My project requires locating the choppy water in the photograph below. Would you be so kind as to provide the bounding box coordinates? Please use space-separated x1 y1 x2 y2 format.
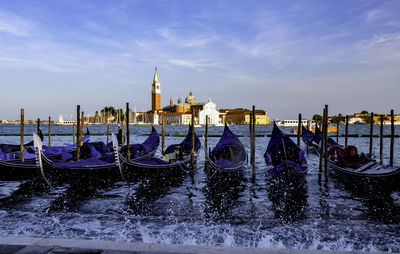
0 124 400 252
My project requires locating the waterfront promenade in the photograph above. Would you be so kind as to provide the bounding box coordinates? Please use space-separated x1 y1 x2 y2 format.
0 236 389 254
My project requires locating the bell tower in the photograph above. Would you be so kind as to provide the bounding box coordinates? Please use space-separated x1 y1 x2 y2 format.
151 67 161 112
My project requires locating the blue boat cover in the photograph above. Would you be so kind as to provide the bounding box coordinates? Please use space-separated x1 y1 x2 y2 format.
327 137 341 148
314 124 322 145
264 123 307 175
301 125 315 145
120 126 160 159
52 157 114 169
209 125 246 169
43 128 91 156
164 125 201 154
49 140 116 168
0 129 44 154
0 147 36 161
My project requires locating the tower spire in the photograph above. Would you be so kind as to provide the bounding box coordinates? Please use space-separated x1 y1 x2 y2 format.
151 67 161 112
153 67 159 82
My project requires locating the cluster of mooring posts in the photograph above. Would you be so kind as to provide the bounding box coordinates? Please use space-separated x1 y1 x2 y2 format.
15 105 396 175
291 105 396 184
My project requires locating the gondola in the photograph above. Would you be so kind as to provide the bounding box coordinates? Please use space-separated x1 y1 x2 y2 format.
205 124 247 178
119 125 160 163
326 140 400 194
300 125 321 153
35 133 122 185
264 123 307 189
0 129 91 181
0 138 38 180
120 125 201 179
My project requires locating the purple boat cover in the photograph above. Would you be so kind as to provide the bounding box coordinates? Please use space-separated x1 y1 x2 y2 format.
327 137 342 148
52 157 114 169
314 124 322 145
301 125 315 145
0 147 35 161
49 140 116 167
164 125 201 154
0 129 44 154
264 123 307 175
43 128 91 156
121 126 160 159
209 125 246 169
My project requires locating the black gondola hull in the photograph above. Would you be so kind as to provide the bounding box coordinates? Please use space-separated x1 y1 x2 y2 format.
204 157 245 180
120 156 195 182
328 159 400 195
0 159 40 181
41 155 120 185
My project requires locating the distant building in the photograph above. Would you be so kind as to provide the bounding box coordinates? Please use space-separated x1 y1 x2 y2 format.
222 109 270 125
330 112 400 125
190 99 219 125
156 89 220 125
151 67 161 112
135 68 223 125
348 117 363 124
162 112 192 125
372 113 400 125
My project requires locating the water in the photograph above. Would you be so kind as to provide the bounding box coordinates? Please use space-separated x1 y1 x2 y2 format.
1 124 400 252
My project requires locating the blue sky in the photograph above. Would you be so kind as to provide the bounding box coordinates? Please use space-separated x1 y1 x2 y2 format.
0 0 399 120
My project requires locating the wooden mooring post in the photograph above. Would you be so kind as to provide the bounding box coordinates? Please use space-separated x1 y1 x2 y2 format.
297 113 301 146
251 106 256 172
336 117 339 143
369 112 374 155
20 108 24 162
345 115 349 147
121 118 125 146
162 116 165 154
318 108 325 183
249 112 253 165
48 116 51 146
306 120 310 154
80 112 84 146
126 103 130 160
380 115 383 165
73 124 76 144
76 105 80 161
390 109 394 167
205 115 208 161
37 118 40 135
106 122 110 144
324 105 329 181
191 109 195 168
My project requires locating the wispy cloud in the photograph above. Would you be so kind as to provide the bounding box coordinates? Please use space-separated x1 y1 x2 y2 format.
156 28 218 48
0 1 400 119
83 20 109 34
0 10 34 36
168 58 218 71
365 9 385 23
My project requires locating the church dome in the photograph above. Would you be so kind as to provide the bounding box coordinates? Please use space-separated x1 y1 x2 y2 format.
176 98 184 113
185 91 197 105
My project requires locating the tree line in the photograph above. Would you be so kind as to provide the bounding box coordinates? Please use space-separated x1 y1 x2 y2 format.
312 110 389 124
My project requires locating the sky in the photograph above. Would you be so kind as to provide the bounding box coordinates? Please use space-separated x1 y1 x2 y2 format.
0 0 399 120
